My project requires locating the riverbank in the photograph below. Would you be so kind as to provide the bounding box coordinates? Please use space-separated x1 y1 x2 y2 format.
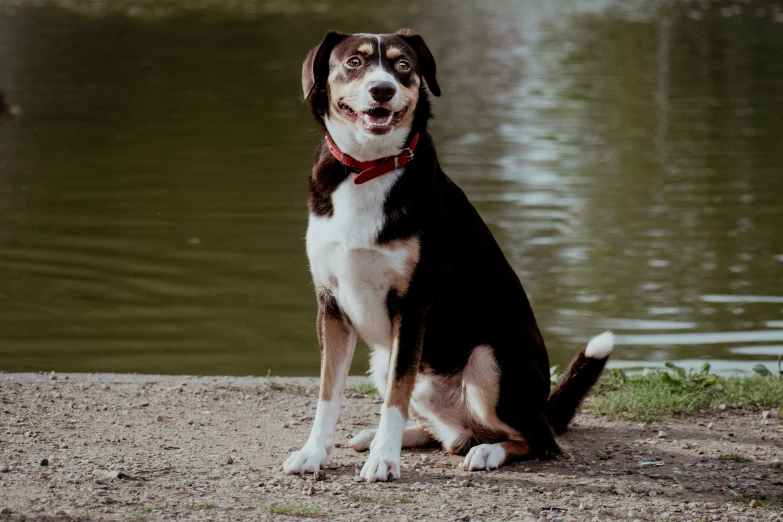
1 372 781 521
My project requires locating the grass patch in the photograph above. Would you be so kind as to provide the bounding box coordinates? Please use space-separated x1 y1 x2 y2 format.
346 381 379 396
738 494 783 510
262 370 316 396
352 494 408 504
423 489 440 496
587 363 783 422
263 504 323 517
192 501 216 510
124 506 153 522
718 452 752 463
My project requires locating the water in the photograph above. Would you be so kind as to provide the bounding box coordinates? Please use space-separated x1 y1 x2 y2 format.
1 0 782 376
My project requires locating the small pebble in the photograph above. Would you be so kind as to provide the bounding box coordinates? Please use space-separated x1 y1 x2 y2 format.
282 422 290 428
648 490 657 497
224 456 233 465
40 459 48 467
657 431 667 438
313 470 326 481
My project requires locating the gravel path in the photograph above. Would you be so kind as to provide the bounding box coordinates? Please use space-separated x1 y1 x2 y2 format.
1 372 781 521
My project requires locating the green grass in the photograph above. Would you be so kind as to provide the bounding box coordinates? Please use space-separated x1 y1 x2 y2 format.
192 501 216 510
586 364 783 422
352 494 408 504
738 494 783 510
346 381 379 396
423 489 440 496
124 506 154 522
263 504 324 517
718 452 752 463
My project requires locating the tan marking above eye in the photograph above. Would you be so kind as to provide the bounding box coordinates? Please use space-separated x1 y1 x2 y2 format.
357 43 374 55
386 46 403 59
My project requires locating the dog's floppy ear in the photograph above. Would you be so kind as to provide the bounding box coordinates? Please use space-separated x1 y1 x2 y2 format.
395 29 440 97
302 30 347 100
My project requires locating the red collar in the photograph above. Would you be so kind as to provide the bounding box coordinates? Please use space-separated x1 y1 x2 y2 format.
325 133 420 185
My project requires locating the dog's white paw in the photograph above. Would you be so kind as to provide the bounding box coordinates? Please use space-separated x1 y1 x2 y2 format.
360 446 401 482
347 429 377 452
282 445 329 475
460 443 506 471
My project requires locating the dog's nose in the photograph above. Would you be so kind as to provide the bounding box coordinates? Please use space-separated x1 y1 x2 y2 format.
368 82 396 103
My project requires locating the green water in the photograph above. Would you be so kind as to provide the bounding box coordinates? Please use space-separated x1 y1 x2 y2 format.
1 0 782 376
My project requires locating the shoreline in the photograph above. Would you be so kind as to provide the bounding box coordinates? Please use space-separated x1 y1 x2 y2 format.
1 372 781 521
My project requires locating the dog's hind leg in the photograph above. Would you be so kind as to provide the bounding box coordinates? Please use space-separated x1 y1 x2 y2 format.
347 426 434 452
460 440 531 471
282 293 357 475
459 343 558 472
492 342 561 460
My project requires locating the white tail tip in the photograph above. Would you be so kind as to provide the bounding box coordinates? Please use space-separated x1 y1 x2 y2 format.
584 331 615 359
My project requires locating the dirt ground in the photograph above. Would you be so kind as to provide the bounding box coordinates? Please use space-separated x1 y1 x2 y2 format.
1 372 781 522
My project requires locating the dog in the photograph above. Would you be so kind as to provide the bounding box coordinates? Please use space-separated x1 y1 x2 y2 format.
282 30 614 483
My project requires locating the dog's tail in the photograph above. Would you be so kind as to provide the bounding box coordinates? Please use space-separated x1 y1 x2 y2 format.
546 331 614 435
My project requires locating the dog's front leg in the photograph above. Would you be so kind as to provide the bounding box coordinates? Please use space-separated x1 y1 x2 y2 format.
282 295 356 475
360 309 424 482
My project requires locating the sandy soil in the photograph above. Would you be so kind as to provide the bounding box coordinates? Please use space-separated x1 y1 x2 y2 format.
1 372 781 522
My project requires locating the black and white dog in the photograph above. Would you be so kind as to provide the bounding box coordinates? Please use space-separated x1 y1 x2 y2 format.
283 30 614 483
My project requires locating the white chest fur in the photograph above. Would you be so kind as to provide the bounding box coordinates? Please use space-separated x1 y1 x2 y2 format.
306 171 419 353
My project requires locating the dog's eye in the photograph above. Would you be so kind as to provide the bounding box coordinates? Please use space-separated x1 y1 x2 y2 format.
396 60 411 72
346 57 362 68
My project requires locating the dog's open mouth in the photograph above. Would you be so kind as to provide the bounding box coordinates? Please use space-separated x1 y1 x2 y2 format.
339 103 408 135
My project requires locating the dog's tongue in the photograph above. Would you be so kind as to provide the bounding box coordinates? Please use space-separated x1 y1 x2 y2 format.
361 110 392 125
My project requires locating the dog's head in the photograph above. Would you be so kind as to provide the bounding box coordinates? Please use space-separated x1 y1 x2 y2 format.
302 30 440 161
